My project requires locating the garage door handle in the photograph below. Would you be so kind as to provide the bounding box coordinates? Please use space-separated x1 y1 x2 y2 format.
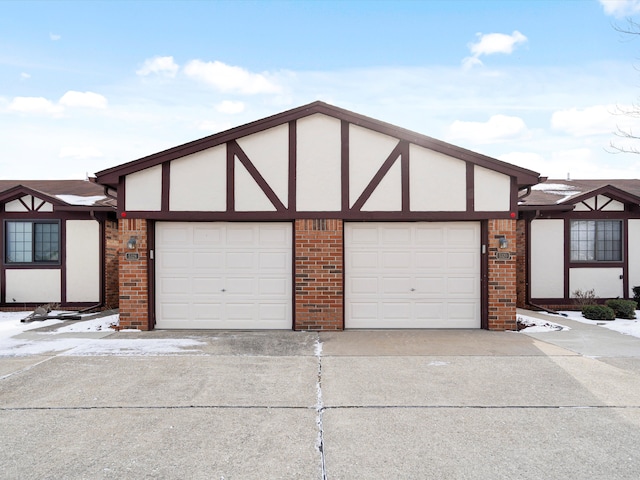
410 288 416 292
221 289 226 292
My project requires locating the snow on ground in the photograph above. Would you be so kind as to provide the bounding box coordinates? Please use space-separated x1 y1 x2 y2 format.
517 314 570 333
0 311 204 357
521 309 640 339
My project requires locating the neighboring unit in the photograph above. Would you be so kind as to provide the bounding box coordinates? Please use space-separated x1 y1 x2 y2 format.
96 101 541 331
517 179 640 310
0 180 118 310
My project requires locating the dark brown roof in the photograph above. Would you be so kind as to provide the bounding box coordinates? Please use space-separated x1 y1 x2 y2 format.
0 180 116 209
520 179 640 208
95 101 542 189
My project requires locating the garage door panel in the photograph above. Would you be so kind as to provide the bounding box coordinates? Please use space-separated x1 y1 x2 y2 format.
193 303 222 319
259 278 288 295
382 251 411 268
193 226 222 244
226 252 254 268
382 227 411 244
259 251 289 269
414 302 445 320
382 302 411 319
155 222 291 329
159 277 190 294
447 276 478 295
415 227 444 245
415 252 444 269
193 252 223 269
350 251 378 268
414 277 446 294
381 277 412 294
447 252 476 269
192 277 223 293
346 222 480 329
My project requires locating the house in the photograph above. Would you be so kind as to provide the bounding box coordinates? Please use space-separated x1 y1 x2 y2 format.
0 180 119 310
517 179 640 310
95 101 541 331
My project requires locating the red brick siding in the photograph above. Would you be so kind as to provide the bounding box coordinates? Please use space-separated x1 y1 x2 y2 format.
487 219 517 331
294 219 343 331
118 218 150 330
516 218 527 309
104 218 119 309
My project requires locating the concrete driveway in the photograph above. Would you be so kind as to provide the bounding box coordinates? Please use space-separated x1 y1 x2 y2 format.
1 312 640 479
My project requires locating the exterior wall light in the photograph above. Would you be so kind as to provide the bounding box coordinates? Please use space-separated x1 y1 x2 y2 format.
127 236 137 250
498 236 509 249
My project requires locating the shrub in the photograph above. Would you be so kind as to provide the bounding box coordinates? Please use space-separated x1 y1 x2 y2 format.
572 289 597 307
633 286 640 304
582 305 615 321
605 299 637 319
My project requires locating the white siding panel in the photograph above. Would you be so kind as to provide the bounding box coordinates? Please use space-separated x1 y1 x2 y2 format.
234 158 277 211
474 165 511 211
409 145 466 211
169 145 226 211
6 269 61 303
349 124 399 207
296 114 341 211
4 196 29 212
570 268 624 298
362 160 401 211
66 220 100 302
599 196 624 211
628 220 640 297
236 124 289 207
530 219 564 298
125 165 162 211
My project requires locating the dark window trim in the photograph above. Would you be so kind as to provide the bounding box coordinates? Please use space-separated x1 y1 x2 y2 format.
4 219 61 266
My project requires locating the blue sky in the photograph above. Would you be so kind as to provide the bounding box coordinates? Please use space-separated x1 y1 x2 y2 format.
2 0 640 180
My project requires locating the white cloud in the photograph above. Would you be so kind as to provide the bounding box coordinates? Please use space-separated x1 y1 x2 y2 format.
136 56 179 77
183 60 281 95
599 0 640 17
59 91 108 109
49 33 61 41
7 97 63 115
447 115 529 144
463 31 527 68
58 146 104 159
551 104 640 138
215 100 245 114
20 72 30 79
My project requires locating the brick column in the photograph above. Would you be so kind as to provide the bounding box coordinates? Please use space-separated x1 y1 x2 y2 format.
515 218 527 309
487 219 517 330
294 219 343 331
119 218 150 330
103 218 120 309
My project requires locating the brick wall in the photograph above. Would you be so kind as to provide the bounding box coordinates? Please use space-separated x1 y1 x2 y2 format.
104 218 119 309
515 218 527 309
294 219 343 331
487 219 517 330
118 218 150 330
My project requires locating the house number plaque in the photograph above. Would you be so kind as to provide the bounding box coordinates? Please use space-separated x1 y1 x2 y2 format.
125 252 140 261
496 252 511 260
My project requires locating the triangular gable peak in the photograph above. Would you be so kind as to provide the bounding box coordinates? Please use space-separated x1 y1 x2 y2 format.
561 185 640 212
0 185 65 213
96 101 541 220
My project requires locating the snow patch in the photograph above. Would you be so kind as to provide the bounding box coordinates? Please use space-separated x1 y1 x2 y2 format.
56 194 106 206
546 310 640 339
517 314 570 333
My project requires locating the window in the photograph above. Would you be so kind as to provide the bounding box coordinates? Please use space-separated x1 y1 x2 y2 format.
570 220 622 262
5 221 60 264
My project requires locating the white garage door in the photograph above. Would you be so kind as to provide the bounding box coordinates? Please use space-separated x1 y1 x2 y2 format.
345 222 480 328
155 222 292 329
